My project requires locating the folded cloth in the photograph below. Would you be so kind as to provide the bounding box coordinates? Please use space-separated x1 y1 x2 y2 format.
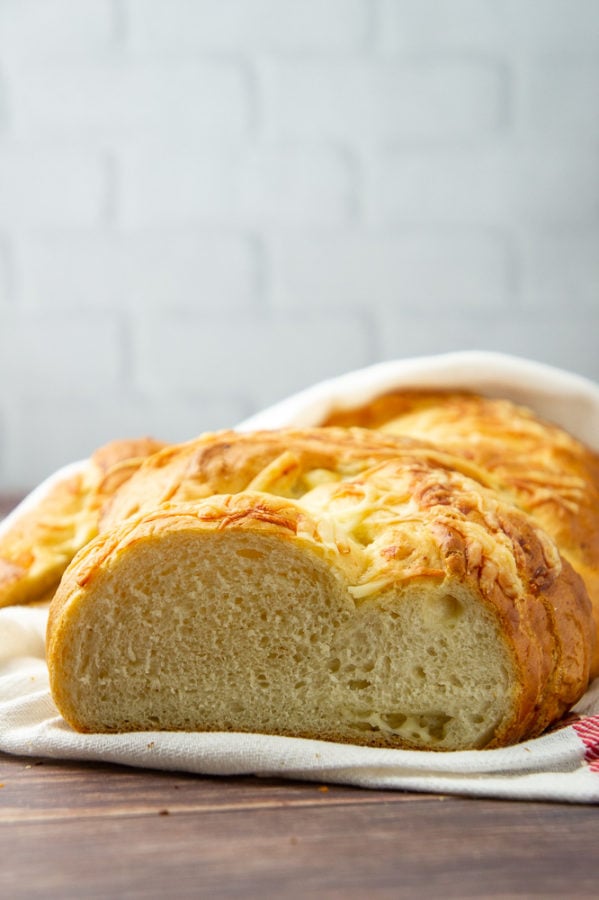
2 351 599 803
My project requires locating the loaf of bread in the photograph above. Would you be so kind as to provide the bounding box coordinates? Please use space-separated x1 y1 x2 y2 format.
46 427 594 751
0 437 165 609
323 391 599 677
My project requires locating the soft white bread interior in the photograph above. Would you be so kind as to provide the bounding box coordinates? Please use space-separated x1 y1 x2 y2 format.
47 429 594 751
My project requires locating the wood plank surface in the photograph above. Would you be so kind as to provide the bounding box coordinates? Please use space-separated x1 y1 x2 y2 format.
1 752 599 899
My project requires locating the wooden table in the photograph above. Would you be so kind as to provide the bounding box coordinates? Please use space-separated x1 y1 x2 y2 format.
1 496 598 898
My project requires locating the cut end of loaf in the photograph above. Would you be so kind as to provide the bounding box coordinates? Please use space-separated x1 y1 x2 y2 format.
48 526 517 751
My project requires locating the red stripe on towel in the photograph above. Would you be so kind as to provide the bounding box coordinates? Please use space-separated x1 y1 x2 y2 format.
572 716 599 773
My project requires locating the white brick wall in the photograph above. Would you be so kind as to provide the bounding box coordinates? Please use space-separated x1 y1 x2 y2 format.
0 311 124 393
10 60 251 140
17 232 258 311
522 229 599 310
260 59 507 144
118 145 356 228
0 0 116 59
0 147 108 227
271 230 515 313
132 311 375 405
127 0 372 53
0 0 598 489
365 144 599 227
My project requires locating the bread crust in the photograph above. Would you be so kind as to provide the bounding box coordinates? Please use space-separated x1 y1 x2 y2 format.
323 391 599 676
100 427 495 530
0 437 166 609
47 428 594 749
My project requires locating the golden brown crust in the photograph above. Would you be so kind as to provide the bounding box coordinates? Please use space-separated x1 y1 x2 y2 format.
48 428 594 747
323 391 599 677
0 437 166 609
90 437 167 499
100 427 496 531
0 473 82 607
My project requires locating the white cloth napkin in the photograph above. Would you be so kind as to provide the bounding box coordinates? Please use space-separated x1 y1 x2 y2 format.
2 351 599 803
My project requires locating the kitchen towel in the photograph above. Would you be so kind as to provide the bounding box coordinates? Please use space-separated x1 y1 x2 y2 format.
2 351 599 803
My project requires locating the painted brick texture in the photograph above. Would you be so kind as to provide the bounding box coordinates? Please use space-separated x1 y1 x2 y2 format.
0 0 598 489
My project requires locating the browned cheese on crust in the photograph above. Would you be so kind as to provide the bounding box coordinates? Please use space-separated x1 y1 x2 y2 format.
323 391 599 677
100 427 494 530
47 427 593 751
0 437 166 609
